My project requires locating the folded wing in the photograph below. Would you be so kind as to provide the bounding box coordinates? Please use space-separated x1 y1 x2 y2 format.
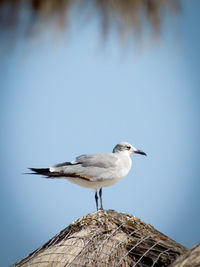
49 153 119 181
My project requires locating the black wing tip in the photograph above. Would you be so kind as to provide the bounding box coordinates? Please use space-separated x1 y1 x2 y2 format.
27 168 50 176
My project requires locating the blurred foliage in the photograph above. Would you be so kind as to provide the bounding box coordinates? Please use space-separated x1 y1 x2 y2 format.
0 0 181 41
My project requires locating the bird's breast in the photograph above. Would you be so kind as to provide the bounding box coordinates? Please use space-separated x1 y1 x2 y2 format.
115 154 132 179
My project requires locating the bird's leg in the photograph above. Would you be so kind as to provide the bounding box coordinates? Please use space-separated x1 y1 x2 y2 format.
99 188 104 210
95 190 99 211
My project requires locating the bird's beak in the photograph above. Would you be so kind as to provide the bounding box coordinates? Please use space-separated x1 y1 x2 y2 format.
134 149 147 156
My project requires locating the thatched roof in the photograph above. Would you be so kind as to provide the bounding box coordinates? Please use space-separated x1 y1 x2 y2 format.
169 243 200 267
12 210 187 267
0 0 181 41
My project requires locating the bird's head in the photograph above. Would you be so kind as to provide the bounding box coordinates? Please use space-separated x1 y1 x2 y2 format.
113 142 146 156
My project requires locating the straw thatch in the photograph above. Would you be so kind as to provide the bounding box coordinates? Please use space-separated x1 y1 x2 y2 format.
0 0 180 41
12 210 187 267
169 243 200 267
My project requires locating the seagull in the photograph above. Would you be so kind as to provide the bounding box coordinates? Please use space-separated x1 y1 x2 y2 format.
29 142 146 210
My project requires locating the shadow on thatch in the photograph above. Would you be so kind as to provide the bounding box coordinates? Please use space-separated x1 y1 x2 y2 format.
12 210 188 266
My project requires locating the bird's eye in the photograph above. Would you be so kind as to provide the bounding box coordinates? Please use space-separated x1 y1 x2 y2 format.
126 146 131 150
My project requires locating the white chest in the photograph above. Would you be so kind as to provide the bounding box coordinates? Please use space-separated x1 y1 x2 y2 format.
115 153 132 179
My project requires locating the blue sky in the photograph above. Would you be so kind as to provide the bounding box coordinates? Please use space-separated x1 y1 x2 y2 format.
1 1 200 266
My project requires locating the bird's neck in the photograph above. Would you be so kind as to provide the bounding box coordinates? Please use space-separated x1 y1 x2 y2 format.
117 151 132 164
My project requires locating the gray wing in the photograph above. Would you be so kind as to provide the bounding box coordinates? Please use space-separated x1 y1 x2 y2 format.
50 153 119 181
76 153 118 168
